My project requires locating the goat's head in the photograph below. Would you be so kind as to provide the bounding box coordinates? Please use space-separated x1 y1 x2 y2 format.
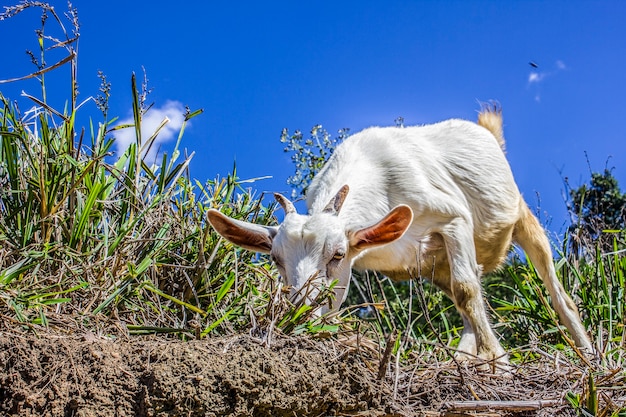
206 185 413 315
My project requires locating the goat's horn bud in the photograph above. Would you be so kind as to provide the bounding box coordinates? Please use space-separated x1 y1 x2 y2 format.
274 193 296 215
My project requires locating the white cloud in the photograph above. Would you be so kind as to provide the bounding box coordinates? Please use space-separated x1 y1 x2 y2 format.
528 72 545 84
114 100 186 163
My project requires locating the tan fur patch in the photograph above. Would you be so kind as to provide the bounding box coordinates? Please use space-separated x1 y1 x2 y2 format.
477 103 505 151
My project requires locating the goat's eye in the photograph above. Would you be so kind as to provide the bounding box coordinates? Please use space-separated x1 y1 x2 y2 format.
332 250 345 261
271 255 282 267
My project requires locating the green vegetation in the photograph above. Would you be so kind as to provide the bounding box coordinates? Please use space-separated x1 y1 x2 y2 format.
281 124 350 199
566 167 626 255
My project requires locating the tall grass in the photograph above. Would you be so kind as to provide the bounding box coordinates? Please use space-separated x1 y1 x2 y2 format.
0 2 276 337
0 59 263 335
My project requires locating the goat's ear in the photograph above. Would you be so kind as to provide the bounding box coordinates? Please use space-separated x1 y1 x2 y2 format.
323 185 350 215
207 209 277 254
349 205 413 250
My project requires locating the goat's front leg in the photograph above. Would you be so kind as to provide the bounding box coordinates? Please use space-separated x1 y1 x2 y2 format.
442 218 508 368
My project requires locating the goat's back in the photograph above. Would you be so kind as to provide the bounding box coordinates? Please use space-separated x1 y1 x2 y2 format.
309 118 520 220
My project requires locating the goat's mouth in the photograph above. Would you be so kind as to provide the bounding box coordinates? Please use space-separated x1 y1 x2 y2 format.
288 271 321 305
287 271 339 311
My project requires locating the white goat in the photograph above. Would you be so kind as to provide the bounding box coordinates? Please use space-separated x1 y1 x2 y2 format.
207 106 593 365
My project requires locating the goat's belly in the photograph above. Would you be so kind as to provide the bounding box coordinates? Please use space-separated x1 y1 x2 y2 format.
352 225 513 283
352 233 450 281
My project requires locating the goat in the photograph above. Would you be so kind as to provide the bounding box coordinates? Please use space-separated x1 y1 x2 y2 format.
207 106 593 365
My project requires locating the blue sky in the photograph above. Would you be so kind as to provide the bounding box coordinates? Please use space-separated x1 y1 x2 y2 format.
1 1 625 239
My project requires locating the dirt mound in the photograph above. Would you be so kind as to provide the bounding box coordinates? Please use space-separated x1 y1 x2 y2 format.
1 330 622 416
0 332 397 417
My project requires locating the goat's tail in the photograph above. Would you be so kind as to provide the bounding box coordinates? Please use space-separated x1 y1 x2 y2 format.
477 103 505 152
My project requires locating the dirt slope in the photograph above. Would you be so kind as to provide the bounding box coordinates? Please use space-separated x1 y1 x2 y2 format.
0 332 398 417
1 330 622 416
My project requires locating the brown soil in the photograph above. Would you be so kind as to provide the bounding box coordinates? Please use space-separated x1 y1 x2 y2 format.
0 330 623 417
1 332 397 417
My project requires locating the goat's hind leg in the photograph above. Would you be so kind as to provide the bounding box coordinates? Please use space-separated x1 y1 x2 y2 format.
513 203 593 352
